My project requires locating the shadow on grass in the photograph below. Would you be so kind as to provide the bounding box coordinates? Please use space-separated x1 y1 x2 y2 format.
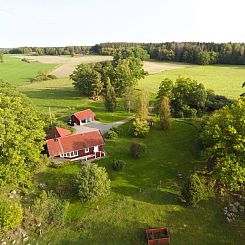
22 87 80 101
37 170 79 200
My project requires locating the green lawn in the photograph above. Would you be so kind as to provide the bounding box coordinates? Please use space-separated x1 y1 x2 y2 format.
20 78 130 123
139 65 245 99
0 55 57 85
35 121 244 244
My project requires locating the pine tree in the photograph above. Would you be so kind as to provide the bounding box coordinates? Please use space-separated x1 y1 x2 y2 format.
159 96 171 130
104 78 116 112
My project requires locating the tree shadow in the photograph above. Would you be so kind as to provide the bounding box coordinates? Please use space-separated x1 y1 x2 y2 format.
22 87 80 101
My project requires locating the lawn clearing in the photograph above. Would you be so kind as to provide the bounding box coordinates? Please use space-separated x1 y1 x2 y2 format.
139 64 245 99
0 55 57 85
16 55 113 78
19 78 130 123
34 121 245 244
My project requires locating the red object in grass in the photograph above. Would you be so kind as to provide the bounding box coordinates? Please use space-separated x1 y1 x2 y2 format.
146 228 170 245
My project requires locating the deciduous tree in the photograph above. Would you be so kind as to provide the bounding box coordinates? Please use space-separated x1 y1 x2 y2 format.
0 82 45 187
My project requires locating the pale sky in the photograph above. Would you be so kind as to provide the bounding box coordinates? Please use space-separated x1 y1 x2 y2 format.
0 0 244 47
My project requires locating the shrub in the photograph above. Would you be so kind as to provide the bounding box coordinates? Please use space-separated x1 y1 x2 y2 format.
47 74 57 79
181 173 206 206
76 163 111 202
0 202 22 232
130 142 147 159
112 160 126 171
110 126 120 135
31 191 68 226
105 130 118 140
130 117 150 137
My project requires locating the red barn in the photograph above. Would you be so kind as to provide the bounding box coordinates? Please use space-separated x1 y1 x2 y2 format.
46 128 105 161
70 109 95 125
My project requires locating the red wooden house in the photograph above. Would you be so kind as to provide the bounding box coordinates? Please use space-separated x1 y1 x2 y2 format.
46 127 105 161
70 109 95 125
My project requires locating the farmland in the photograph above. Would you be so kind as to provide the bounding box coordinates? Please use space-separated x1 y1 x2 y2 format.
16 55 113 78
0 55 57 85
139 64 245 99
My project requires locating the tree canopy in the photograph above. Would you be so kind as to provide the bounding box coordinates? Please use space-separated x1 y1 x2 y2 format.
0 82 45 187
201 98 245 190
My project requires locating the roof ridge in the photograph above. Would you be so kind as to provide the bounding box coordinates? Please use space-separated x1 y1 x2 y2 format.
57 138 65 154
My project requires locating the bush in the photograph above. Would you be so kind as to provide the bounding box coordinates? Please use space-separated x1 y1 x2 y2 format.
0 202 22 232
181 173 206 206
130 117 150 137
130 142 147 159
105 130 118 140
110 126 120 135
47 74 57 79
112 160 126 171
31 191 68 226
76 163 111 202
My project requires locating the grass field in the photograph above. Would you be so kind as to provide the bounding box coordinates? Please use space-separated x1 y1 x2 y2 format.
34 121 244 244
20 78 130 123
139 64 245 99
0 55 57 85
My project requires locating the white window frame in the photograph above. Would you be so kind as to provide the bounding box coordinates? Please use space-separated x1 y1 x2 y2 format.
84 148 89 153
60 150 78 158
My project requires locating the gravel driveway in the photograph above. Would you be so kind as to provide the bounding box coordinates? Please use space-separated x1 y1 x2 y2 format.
74 117 132 135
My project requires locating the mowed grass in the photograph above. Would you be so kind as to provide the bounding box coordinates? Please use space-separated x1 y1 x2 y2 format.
139 64 245 99
36 121 245 244
20 78 130 123
0 55 57 85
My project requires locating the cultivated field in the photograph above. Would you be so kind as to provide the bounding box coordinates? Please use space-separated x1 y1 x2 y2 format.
17 55 113 78
143 60 193 74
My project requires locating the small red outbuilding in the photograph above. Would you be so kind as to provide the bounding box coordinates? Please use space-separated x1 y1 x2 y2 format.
70 109 95 125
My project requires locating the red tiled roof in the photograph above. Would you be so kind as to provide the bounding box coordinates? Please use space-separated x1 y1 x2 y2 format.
47 130 104 157
73 109 94 121
46 127 72 140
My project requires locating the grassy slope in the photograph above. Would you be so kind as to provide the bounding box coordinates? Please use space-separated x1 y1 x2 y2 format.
36 122 244 244
0 55 57 85
19 78 130 123
139 65 245 99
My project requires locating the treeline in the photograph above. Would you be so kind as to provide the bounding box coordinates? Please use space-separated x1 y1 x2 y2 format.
93 42 245 65
9 46 92 56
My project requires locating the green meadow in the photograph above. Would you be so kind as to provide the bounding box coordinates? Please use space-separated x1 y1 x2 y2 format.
0 55 57 85
139 65 245 99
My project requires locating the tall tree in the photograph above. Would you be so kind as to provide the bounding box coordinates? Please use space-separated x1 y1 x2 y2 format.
136 89 148 118
0 82 45 187
104 78 116 112
159 97 172 130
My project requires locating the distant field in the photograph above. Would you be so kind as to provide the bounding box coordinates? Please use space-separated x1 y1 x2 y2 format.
139 65 245 99
17 55 113 78
143 60 193 74
0 55 57 85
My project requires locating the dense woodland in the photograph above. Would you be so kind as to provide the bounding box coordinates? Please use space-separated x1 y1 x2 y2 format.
5 42 245 65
